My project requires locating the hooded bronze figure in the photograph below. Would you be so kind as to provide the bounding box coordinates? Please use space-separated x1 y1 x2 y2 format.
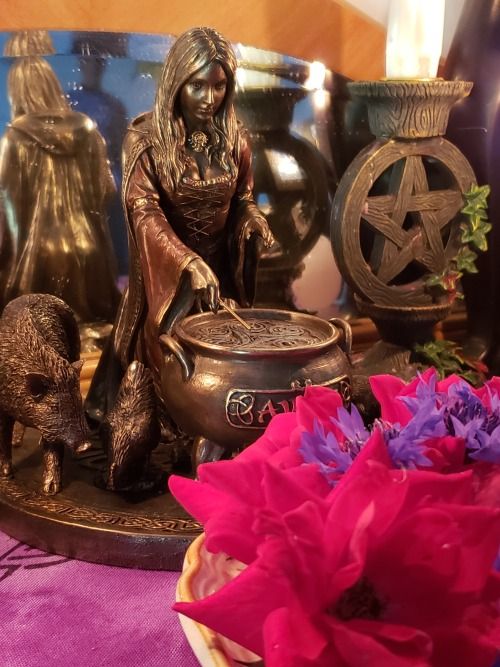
0 56 121 323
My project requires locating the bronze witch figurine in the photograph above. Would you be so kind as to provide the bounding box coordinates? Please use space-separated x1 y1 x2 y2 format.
0 29 354 570
87 27 273 451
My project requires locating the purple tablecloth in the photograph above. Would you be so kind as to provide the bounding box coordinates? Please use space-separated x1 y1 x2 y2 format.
0 531 199 666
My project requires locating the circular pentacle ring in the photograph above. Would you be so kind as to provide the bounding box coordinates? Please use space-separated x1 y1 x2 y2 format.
331 137 476 307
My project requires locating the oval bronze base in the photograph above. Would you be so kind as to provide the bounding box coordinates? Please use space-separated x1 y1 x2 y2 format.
0 431 201 571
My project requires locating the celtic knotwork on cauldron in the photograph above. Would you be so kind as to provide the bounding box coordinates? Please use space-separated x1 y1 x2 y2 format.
189 318 324 350
338 379 352 405
331 137 476 307
227 392 255 426
226 375 351 429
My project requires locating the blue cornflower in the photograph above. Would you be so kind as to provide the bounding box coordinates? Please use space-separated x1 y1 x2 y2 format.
383 400 446 469
330 404 369 455
299 404 370 486
468 423 500 464
446 382 486 423
399 371 440 416
449 414 487 452
444 381 500 464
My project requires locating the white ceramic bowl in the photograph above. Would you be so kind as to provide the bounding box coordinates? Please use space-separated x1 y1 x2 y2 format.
176 535 263 667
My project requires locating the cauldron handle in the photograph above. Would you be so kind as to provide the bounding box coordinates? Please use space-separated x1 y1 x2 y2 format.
159 334 194 382
329 318 352 356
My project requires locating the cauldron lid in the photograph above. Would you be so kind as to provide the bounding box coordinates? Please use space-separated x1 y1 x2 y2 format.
174 308 339 356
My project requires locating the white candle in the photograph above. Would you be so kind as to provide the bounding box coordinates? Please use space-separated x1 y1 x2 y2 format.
386 0 445 79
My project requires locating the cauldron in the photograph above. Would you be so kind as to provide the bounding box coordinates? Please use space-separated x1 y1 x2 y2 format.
159 309 352 456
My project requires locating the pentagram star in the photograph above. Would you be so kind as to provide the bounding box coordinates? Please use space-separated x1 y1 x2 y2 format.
361 156 463 284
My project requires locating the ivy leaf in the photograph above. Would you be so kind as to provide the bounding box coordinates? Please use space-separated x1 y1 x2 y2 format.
462 184 490 209
461 220 491 250
425 272 446 288
471 228 491 252
424 269 462 297
461 203 488 219
460 370 482 385
425 184 489 304
413 339 484 385
455 246 478 273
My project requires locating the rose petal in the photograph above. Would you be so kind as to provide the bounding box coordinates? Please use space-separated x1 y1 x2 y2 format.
329 617 432 667
369 374 411 424
263 606 329 667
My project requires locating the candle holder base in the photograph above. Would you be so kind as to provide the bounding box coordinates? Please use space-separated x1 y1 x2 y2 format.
356 298 452 347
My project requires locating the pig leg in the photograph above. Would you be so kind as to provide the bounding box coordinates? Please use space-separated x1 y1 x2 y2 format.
41 438 64 495
0 413 14 478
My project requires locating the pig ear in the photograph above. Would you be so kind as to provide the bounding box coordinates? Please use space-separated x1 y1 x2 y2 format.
71 360 84 375
26 372 51 401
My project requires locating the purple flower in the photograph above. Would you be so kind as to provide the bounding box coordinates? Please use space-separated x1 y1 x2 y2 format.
330 404 369 446
299 404 370 486
445 381 500 464
399 371 439 415
382 400 446 469
385 373 500 466
468 423 500 463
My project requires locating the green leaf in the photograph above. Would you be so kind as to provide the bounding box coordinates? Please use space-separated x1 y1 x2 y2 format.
461 203 481 218
425 273 445 288
455 246 478 273
471 232 489 252
461 218 491 252
462 184 490 209
480 220 492 235
413 338 483 385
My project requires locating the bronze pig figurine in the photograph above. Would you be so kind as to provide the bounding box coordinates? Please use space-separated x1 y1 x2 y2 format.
0 294 91 494
102 361 160 492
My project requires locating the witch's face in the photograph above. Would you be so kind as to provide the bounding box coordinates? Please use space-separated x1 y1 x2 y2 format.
179 61 227 127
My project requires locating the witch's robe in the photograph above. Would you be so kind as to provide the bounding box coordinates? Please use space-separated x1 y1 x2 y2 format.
86 113 262 420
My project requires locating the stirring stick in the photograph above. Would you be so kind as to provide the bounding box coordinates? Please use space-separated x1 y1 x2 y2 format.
219 300 252 330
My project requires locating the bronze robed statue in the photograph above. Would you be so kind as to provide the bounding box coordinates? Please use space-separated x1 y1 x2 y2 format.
87 27 273 426
0 56 121 323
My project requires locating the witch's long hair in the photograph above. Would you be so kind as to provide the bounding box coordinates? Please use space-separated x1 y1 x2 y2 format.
152 27 239 191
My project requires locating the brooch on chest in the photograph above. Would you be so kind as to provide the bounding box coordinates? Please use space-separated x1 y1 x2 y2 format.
187 130 210 153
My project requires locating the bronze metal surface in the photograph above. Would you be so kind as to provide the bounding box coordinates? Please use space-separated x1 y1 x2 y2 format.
0 429 201 570
160 309 352 450
0 294 92 496
183 316 325 351
218 299 252 330
355 298 452 349
0 55 121 322
102 361 161 492
175 308 339 355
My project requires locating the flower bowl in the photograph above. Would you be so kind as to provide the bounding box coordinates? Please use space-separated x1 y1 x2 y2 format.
176 535 263 667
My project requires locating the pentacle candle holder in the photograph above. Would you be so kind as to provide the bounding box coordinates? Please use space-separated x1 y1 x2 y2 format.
331 79 476 376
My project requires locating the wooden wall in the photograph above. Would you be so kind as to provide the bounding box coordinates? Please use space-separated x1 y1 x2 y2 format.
0 0 385 80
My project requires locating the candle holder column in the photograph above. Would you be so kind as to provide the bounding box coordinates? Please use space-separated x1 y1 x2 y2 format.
331 79 476 376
